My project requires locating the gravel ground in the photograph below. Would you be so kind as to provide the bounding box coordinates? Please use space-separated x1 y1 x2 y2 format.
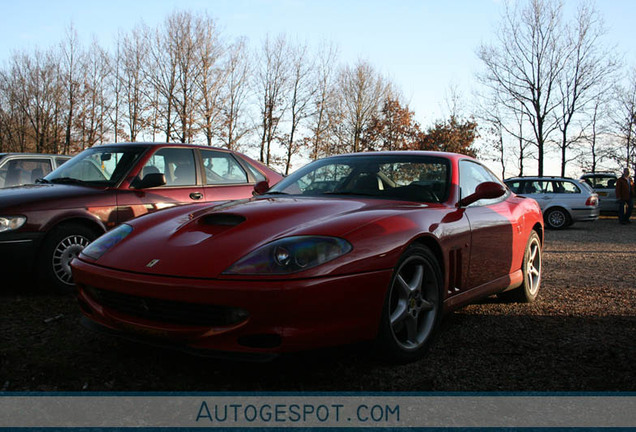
1 217 634 392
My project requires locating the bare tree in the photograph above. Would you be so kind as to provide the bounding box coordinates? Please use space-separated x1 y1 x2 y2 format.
554 2 618 176
77 39 112 149
196 14 226 146
333 59 389 153
579 96 614 173
5 50 62 153
280 41 316 175
219 38 252 151
148 20 178 142
168 11 203 143
255 34 290 164
612 69 636 171
60 24 83 153
309 42 339 160
478 0 566 176
120 26 149 142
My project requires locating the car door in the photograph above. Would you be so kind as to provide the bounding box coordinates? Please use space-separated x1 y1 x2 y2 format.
115 147 206 223
459 160 516 290
199 149 257 201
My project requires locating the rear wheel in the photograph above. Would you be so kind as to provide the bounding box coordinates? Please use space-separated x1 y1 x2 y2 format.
38 224 99 293
377 245 442 363
545 207 570 230
499 231 542 303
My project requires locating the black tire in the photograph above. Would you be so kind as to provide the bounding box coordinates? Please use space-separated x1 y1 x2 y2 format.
38 224 99 293
376 245 443 363
544 207 570 230
499 231 542 303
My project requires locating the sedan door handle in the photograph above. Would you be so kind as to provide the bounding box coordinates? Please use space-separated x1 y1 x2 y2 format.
189 192 203 200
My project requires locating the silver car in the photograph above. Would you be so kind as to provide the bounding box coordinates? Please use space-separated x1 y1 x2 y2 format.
580 172 618 212
504 176 600 229
0 153 71 188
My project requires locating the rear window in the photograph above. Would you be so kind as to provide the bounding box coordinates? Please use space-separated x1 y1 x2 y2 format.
583 175 616 188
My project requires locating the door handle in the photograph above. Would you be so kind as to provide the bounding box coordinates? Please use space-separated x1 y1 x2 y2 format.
189 192 203 200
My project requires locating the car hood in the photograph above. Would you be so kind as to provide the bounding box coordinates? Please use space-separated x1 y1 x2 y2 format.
0 183 107 212
92 196 428 279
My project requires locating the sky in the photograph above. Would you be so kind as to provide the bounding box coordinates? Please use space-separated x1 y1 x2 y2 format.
1 0 635 175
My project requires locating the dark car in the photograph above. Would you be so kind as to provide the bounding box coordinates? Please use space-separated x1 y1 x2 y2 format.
73 151 544 362
0 153 71 188
0 142 283 291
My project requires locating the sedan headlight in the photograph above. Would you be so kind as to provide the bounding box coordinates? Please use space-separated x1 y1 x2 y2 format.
81 224 133 260
0 216 26 233
224 236 352 275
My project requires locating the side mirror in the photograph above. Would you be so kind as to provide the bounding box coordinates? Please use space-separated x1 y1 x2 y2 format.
136 172 166 189
460 181 506 207
253 180 270 196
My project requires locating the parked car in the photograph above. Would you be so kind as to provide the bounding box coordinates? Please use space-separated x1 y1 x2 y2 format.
504 176 599 229
580 172 618 212
0 142 283 292
0 153 71 188
73 151 544 362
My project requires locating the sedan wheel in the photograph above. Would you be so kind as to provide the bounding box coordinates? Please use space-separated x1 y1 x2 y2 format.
378 245 442 362
545 208 569 230
39 224 98 293
52 234 92 285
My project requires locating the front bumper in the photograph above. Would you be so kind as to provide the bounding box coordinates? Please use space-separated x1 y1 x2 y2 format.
0 231 44 270
72 258 393 355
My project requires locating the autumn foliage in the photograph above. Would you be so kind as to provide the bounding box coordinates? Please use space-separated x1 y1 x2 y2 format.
361 97 478 156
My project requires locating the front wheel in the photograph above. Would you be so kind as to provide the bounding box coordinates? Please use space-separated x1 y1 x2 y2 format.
376 245 442 363
499 231 542 303
38 224 98 293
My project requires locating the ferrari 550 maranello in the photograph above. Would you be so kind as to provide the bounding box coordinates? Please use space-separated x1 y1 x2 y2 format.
72 151 544 362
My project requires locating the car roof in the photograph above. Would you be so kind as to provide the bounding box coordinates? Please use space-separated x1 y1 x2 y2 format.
0 152 70 157
96 142 235 153
323 150 475 161
580 172 616 177
504 176 579 181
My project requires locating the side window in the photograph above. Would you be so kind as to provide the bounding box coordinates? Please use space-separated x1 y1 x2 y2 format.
561 181 580 194
2 159 52 187
56 157 70 167
243 161 266 182
526 181 547 194
506 181 522 193
142 148 197 186
459 160 504 206
200 150 248 185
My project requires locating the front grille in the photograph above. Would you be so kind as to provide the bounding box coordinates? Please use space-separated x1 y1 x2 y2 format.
85 286 249 327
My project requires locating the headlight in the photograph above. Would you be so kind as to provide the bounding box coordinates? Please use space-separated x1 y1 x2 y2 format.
0 216 26 233
80 224 133 260
224 236 352 275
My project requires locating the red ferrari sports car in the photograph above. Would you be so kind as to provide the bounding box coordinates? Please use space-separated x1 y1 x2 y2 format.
73 151 543 362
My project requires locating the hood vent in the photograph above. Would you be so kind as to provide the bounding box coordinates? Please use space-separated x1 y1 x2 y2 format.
200 213 246 227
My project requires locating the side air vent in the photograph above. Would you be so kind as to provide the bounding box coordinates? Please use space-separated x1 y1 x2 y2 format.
200 213 246 226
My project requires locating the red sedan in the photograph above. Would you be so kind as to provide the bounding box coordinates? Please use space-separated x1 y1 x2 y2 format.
0 142 282 292
73 151 543 362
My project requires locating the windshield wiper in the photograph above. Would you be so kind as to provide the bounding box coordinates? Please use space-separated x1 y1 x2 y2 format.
264 191 289 195
48 177 88 186
35 178 50 184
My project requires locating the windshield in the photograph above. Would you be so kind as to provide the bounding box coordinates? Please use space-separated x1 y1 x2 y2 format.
44 146 147 187
269 154 450 203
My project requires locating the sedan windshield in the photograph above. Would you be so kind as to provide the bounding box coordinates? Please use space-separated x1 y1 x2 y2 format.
44 146 146 187
268 155 450 203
